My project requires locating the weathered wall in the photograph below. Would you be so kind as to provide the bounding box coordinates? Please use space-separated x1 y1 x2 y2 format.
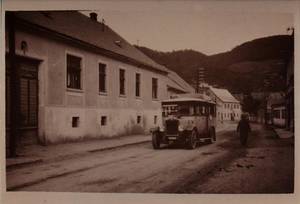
11 28 167 143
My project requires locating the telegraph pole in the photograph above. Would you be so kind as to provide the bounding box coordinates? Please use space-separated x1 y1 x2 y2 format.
196 67 205 93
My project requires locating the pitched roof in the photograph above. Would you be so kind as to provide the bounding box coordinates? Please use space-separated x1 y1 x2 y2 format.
14 11 168 73
210 87 239 103
167 70 195 93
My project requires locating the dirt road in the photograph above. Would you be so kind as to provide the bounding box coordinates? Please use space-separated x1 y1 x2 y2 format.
7 124 294 193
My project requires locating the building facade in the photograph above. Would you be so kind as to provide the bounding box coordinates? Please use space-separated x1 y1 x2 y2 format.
6 11 188 151
285 56 294 131
206 87 242 122
271 103 286 128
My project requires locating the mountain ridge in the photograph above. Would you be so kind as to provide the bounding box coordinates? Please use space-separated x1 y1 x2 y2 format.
135 35 292 94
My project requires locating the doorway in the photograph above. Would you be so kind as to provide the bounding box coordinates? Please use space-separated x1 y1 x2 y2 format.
6 56 40 150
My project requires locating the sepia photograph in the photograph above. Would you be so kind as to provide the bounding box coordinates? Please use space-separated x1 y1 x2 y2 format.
1 0 299 203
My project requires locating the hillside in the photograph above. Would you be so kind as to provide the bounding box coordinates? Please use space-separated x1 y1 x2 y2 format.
136 35 293 94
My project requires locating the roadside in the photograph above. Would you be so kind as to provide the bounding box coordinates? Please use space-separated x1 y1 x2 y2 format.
6 121 237 191
6 134 150 169
7 121 238 169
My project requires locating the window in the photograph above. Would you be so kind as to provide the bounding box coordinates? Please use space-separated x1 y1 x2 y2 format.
152 78 158 99
273 110 280 119
72 117 80 128
67 54 81 89
282 110 286 119
99 63 106 93
101 116 107 126
137 115 142 124
154 115 157 124
189 106 195 115
210 105 215 116
136 73 141 97
119 69 125 95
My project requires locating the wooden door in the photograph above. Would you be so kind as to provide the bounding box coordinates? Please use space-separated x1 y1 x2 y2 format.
6 56 39 148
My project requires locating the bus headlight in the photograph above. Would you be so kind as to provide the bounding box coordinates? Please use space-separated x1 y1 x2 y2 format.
178 125 184 132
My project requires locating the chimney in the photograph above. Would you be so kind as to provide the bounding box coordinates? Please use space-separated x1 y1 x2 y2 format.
89 12 98 21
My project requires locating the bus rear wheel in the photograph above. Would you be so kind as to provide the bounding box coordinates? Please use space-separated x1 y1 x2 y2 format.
209 128 216 143
152 132 161 149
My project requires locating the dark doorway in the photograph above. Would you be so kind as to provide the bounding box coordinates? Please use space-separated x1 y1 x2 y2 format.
6 56 40 152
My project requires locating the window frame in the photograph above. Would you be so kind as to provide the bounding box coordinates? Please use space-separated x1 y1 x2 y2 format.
98 61 107 94
72 116 80 128
101 116 107 126
119 68 126 96
152 77 158 100
66 54 82 90
135 72 141 98
154 115 158 124
65 51 84 93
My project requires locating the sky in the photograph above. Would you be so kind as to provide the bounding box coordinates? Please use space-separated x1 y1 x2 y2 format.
82 1 293 55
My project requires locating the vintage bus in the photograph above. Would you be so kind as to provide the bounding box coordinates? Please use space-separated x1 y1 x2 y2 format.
152 95 217 149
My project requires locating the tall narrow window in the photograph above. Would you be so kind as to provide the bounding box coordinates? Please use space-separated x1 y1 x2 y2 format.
119 69 125 95
154 115 157 124
67 54 81 89
99 63 106 93
152 78 158 99
136 73 141 97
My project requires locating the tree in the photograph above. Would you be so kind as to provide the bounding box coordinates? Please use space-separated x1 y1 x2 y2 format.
242 95 261 115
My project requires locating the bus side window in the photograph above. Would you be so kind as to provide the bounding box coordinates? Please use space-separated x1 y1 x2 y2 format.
189 106 195 115
196 105 200 115
202 106 205 115
206 106 209 115
210 105 215 116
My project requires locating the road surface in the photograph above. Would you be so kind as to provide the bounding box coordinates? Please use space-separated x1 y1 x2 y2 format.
7 123 294 193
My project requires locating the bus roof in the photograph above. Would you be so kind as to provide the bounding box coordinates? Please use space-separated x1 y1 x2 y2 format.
162 97 216 104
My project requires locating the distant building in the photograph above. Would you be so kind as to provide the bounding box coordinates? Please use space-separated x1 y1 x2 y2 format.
206 87 242 121
256 92 285 125
271 102 286 128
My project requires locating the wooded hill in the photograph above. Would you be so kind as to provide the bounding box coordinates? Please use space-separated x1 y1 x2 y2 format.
136 35 293 94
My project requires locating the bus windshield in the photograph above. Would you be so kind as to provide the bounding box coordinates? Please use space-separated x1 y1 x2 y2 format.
162 101 216 117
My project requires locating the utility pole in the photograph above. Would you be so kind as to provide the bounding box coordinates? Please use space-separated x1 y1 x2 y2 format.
196 67 205 93
7 12 20 157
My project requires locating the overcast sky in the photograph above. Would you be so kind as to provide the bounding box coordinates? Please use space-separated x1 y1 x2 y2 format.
81 1 294 55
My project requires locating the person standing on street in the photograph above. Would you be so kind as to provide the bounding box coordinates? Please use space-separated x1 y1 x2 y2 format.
237 113 251 146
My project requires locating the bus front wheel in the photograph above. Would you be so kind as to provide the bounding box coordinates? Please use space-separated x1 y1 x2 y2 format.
186 130 197 149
